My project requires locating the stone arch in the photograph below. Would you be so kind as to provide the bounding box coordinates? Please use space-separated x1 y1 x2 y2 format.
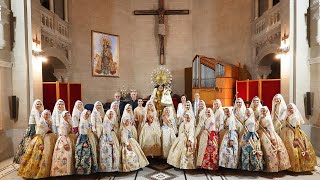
42 47 71 68
254 44 279 79
255 43 279 63
42 47 72 82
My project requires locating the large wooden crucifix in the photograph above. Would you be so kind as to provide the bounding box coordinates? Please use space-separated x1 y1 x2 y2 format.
134 0 189 65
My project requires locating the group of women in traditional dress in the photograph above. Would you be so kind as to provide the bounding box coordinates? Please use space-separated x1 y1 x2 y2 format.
15 93 317 178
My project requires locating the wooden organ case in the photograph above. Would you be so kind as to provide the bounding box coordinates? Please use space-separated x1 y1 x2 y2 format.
192 55 239 106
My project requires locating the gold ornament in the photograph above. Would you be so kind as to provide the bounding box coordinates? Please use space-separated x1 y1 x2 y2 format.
151 67 172 86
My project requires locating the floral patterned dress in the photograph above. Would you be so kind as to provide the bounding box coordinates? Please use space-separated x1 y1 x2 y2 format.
121 127 149 172
51 118 75 176
258 115 291 172
219 115 239 169
167 119 196 169
99 115 120 172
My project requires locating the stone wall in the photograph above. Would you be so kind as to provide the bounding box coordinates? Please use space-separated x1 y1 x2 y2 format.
70 0 253 103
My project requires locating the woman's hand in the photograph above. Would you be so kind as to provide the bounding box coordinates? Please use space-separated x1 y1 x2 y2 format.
64 144 70 151
228 140 234 147
186 140 192 147
39 144 44 151
127 144 132 151
242 139 247 146
83 142 88 148
293 139 299 148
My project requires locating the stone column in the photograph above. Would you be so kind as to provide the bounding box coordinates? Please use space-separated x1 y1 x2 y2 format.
255 0 259 19
311 0 320 45
268 0 273 9
64 0 68 22
49 0 54 12
0 1 11 49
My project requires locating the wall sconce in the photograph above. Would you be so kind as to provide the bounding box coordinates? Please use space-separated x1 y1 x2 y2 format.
32 35 47 62
276 32 289 59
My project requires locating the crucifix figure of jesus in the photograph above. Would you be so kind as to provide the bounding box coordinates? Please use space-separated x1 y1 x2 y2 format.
134 0 189 65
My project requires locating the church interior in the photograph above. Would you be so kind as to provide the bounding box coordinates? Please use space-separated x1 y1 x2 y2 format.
0 0 320 179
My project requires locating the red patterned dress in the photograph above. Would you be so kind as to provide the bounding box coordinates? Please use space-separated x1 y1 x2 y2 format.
200 131 219 170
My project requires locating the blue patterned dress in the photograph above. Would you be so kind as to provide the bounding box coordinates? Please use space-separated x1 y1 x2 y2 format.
241 132 264 171
99 116 120 172
75 117 98 175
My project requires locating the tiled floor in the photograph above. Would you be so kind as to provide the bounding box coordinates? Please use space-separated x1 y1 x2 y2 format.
1 157 319 180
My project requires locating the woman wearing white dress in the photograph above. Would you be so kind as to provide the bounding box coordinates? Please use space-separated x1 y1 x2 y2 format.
75 110 98 175
249 96 262 121
99 109 121 172
233 98 246 139
161 107 177 158
280 103 316 172
120 104 138 140
72 100 84 134
51 111 75 176
177 95 187 126
196 108 219 170
14 99 44 164
139 100 162 157
195 100 207 137
258 106 290 172
240 108 264 171
91 101 105 138
121 117 149 172
271 94 287 134
178 101 195 135
18 110 56 179
213 99 224 132
167 112 196 169
52 99 66 134
110 101 120 137
219 107 239 169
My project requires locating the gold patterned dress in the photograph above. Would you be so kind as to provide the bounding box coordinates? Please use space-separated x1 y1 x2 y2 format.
139 101 162 157
154 88 164 120
18 110 56 179
167 112 196 169
280 103 317 172
134 106 145 136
